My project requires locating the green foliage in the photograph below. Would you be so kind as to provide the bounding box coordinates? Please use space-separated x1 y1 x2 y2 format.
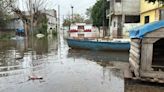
72 14 85 23
36 13 48 35
146 0 164 3
63 18 71 27
0 2 11 28
86 7 92 19
0 34 14 40
39 23 48 35
0 0 15 28
85 7 92 23
91 0 108 27
63 14 85 26
52 30 57 36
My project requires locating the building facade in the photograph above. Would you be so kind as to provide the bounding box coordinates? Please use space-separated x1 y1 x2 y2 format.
107 0 140 38
42 9 57 34
140 0 164 25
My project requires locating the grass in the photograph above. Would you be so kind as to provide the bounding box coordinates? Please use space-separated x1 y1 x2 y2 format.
0 34 15 40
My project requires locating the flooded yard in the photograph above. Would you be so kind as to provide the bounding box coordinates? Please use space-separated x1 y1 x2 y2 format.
0 33 163 92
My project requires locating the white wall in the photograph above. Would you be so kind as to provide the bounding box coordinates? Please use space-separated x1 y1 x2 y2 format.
69 31 103 38
85 25 92 30
123 23 141 37
110 16 118 36
70 25 77 30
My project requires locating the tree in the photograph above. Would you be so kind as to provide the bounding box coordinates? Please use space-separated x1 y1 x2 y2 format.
63 18 71 27
63 13 85 26
86 7 92 19
72 14 85 23
146 0 164 3
91 0 108 28
85 7 92 24
3 0 50 36
0 0 13 28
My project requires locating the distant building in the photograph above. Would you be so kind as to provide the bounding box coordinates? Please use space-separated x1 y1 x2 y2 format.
140 0 164 25
7 9 57 34
6 14 19 30
68 23 102 38
42 9 57 34
106 0 140 38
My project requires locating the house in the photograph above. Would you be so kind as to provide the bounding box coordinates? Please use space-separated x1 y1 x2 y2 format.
18 9 57 34
106 0 140 38
6 14 20 30
140 0 164 25
129 21 164 83
68 23 102 38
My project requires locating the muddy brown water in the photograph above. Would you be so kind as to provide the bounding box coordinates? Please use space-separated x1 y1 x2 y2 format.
0 33 163 92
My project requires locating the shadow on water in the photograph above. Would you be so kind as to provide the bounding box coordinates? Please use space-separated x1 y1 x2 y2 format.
67 49 129 62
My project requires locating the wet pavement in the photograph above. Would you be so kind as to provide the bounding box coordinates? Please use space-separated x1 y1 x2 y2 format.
0 32 163 92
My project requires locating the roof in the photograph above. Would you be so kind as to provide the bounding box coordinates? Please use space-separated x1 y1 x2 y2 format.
129 20 164 39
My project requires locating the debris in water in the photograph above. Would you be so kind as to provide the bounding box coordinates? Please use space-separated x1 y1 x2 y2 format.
28 75 43 80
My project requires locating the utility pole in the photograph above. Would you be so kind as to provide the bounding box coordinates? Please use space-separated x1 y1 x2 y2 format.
58 5 60 32
102 0 105 36
71 6 74 23
30 0 33 34
121 0 124 38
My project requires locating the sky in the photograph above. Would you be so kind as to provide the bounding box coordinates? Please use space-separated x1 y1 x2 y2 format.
48 0 96 18
18 0 97 23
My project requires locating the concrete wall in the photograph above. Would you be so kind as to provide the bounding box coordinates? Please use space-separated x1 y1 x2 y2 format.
108 0 140 38
114 2 122 15
110 0 140 15
110 16 141 38
69 32 100 38
7 19 24 30
122 0 140 15
123 23 141 37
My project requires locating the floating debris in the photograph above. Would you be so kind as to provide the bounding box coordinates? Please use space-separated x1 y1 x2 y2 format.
28 75 43 80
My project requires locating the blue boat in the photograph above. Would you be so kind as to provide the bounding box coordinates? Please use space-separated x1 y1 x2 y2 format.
67 38 130 51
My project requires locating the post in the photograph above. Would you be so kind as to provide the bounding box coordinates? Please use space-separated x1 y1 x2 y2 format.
29 0 33 35
58 5 60 33
102 0 105 37
121 0 124 38
71 6 74 23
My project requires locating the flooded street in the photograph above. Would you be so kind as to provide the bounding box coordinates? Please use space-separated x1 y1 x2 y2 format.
0 32 163 92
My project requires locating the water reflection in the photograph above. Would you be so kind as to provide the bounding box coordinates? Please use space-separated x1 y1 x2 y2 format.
0 33 163 92
67 49 129 62
0 36 58 79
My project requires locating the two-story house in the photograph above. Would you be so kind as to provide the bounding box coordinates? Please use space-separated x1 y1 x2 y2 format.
140 0 164 25
107 0 140 38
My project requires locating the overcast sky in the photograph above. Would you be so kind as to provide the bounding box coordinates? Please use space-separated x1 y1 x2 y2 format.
18 0 96 22
48 0 96 18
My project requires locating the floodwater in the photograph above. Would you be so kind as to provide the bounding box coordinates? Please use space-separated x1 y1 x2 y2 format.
0 32 163 92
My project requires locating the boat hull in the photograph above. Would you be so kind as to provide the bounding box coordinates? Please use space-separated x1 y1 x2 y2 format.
67 39 130 51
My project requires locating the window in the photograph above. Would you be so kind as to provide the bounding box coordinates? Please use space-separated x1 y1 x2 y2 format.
144 16 149 24
78 26 84 30
125 15 140 23
115 0 121 2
